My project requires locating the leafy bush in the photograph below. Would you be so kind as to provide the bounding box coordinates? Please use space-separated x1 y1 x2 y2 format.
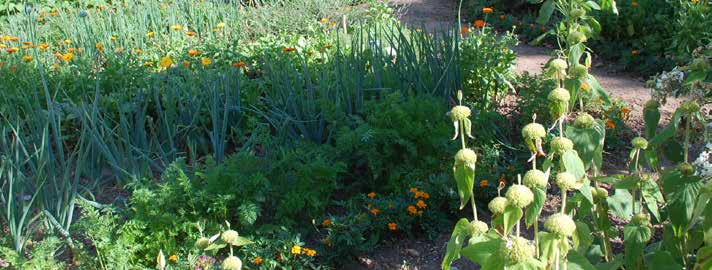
334 93 453 191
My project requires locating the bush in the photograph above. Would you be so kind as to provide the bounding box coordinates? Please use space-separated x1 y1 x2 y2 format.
335 93 454 192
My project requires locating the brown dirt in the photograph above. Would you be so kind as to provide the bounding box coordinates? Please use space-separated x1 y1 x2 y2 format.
350 1 689 269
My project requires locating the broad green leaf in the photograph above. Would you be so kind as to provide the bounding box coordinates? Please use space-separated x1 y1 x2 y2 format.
579 178 594 205
662 141 684 163
573 221 594 250
606 189 633 220
566 125 603 171
441 218 472 270
645 250 683 270
503 205 524 236
614 175 640 190
507 258 546 270
453 163 475 209
536 0 555 25
585 18 601 34
694 246 712 270
525 188 547 227
461 238 503 265
565 78 582 109
563 150 586 180
568 249 596 270
539 232 559 264
584 1 601 10
650 110 683 146
662 169 703 228
584 75 610 105
643 104 660 139
685 70 707 85
623 224 651 270
640 181 663 223
702 196 712 246
569 44 586 64
233 236 254 246
595 255 623 270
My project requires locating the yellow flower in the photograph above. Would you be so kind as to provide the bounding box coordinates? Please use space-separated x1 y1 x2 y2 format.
111 36 118 41
133 48 143 54
320 17 329 24
159 56 173 68
170 25 183 31
168 255 177 262
143 61 154 67
416 200 427 209
6 47 19 54
200 57 212 66
146 32 155 38
62 53 74 62
64 39 72 45
38 43 49 50
1 35 10 41
50 11 58 17
367 192 376 198
186 31 196 37
22 55 33 62
580 82 590 91
217 22 226 28
291 245 302 255
95 42 104 52
388 223 397 231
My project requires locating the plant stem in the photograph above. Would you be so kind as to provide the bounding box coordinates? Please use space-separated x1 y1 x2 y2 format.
684 113 691 163
559 117 564 138
561 191 567 214
471 196 478 221
460 120 466 150
555 239 561 270
534 216 540 257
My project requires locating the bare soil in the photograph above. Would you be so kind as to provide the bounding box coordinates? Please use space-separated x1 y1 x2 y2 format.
349 1 688 269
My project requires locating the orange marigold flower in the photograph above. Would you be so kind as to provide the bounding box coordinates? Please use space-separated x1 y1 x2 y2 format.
416 200 427 209
407 205 418 215
414 191 423 198
187 49 199 57
631 1 639 7
9 36 19 41
38 43 49 50
168 255 177 262
498 175 506 185
322 219 332 227
0 62 4 67
183 60 190 68
50 11 58 17
421 192 430 199
631 50 638 56
283 47 297 53
605 119 616 129
6 47 18 53
232 61 246 68
22 41 32 46
479 180 489 187
253 257 263 265
482 7 494 13
370 208 381 215
474 20 485 28
581 82 591 91
388 223 397 231
367 192 376 198
291 245 302 255
461 26 470 35
409 187 418 193
186 31 196 37
304 248 317 257
619 107 631 115
499 15 505 21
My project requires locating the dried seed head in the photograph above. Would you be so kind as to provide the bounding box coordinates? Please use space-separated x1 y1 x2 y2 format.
523 169 547 189
556 172 578 191
680 100 700 114
222 256 242 270
551 137 574 154
631 213 650 226
470 220 489 235
522 123 546 139
570 9 586 18
678 162 695 176
570 64 588 79
195 237 210 250
505 185 534 208
544 213 576 237
550 59 568 71
631 137 648 150
548 88 571 103
567 31 587 44
488 197 509 215
502 236 535 263
450 105 472 121
574 113 595 128
221 230 239 245
454 148 477 165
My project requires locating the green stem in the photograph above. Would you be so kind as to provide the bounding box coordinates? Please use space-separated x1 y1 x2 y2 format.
684 113 691 163
460 120 466 150
471 196 478 221
534 216 540 257
561 191 567 214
